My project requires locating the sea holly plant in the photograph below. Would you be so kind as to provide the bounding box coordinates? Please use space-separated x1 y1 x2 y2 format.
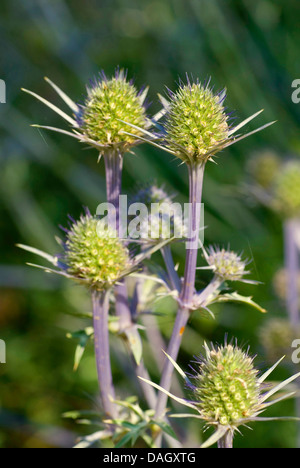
139 343 300 448
17 211 169 418
19 69 300 449
123 76 275 423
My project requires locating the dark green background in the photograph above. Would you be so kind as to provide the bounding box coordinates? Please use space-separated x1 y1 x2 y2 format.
0 0 299 448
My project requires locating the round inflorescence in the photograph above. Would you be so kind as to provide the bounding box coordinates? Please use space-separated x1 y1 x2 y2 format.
272 161 300 219
164 82 229 163
64 214 131 290
77 71 147 151
206 247 247 282
247 150 281 189
191 344 261 426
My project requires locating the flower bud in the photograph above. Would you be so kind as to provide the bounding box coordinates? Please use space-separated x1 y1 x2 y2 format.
65 214 131 290
164 81 229 163
205 246 248 282
191 343 260 426
77 70 148 153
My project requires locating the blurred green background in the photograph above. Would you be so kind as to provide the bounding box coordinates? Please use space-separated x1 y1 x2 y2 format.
0 0 299 448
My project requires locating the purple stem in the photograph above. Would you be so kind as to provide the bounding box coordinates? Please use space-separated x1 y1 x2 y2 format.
155 163 205 420
161 245 181 292
92 289 117 418
218 431 233 449
284 220 300 448
284 220 299 327
104 151 123 232
104 151 157 409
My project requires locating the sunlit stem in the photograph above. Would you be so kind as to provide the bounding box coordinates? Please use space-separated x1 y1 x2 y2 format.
92 289 117 418
154 162 205 422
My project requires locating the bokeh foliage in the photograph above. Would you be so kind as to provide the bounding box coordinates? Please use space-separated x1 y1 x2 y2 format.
0 0 299 448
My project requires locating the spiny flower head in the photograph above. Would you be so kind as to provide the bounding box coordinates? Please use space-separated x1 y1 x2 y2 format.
190 343 260 426
77 70 148 153
22 71 149 158
164 79 229 163
205 246 249 282
140 341 300 448
64 213 131 290
272 161 300 219
247 150 281 189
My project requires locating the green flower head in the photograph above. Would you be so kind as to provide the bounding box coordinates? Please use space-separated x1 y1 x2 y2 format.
22 70 149 158
164 78 229 163
64 212 131 290
191 343 260 426
77 69 148 153
272 161 300 219
127 76 274 167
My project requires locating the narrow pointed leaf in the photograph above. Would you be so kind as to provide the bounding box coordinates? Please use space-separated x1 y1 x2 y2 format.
44 77 79 112
16 243 59 266
139 86 149 105
225 121 276 148
228 109 264 136
21 88 78 126
261 372 300 403
138 377 196 410
162 350 192 386
258 356 285 383
31 124 83 140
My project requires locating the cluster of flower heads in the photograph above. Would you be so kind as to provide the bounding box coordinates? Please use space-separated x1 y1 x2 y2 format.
203 246 249 282
247 151 300 220
23 69 273 169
